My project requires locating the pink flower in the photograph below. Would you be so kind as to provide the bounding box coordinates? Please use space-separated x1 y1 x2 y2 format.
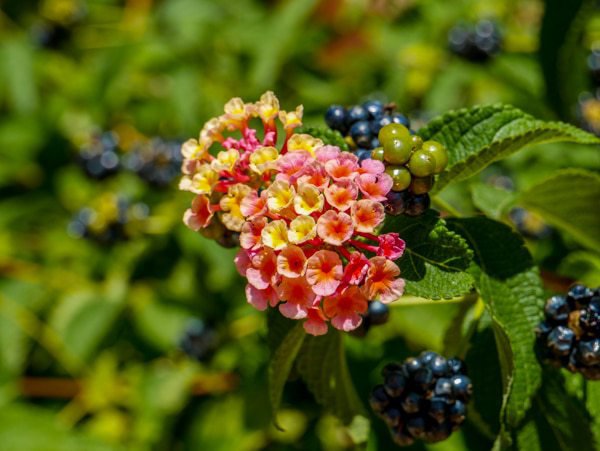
183 195 215 230
360 158 385 175
234 249 252 276
295 162 330 189
240 190 267 218
324 180 358 211
245 284 279 311
315 145 341 163
316 210 354 246
351 199 385 233
363 257 405 303
240 217 267 250
276 151 313 182
342 252 370 285
324 153 360 181
303 307 328 336
356 173 393 201
323 286 368 331
305 250 343 296
277 245 307 278
246 248 278 289
377 233 405 260
277 276 316 319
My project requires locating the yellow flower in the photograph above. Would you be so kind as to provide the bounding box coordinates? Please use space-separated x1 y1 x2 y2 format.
266 180 296 213
279 105 304 132
255 91 280 124
180 163 218 194
286 134 323 156
220 183 252 232
261 219 288 250
249 146 279 174
288 215 316 244
181 138 204 160
211 149 240 172
294 184 323 215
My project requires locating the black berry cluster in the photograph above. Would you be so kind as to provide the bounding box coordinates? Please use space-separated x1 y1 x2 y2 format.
370 351 472 446
179 318 218 362
324 100 411 160
350 301 390 338
374 123 448 217
67 195 149 244
78 131 121 180
448 20 502 62
536 284 600 380
123 138 183 188
508 207 553 240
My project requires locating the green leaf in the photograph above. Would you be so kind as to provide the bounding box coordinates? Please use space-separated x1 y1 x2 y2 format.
471 183 515 220
383 210 474 300
0 403 123 451
447 218 544 433
558 251 600 287
296 331 369 444
268 322 306 426
539 0 592 119
517 169 600 251
533 369 597 451
586 381 600 446
418 104 600 192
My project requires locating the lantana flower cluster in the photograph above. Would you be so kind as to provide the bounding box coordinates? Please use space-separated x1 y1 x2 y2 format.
180 92 406 335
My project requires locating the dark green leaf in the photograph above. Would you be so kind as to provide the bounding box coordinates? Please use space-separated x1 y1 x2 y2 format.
383 210 474 300
447 218 544 432
296 331 369 444
268 322 306 425
418 105 600 191
518 169 600 251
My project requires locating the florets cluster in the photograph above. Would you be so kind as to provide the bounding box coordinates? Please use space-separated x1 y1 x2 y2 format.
180 92 407 335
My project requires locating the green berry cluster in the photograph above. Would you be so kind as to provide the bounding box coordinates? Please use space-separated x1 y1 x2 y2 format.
373 124 448 216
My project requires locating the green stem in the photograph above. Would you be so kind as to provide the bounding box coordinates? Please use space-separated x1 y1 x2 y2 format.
431 195 463 218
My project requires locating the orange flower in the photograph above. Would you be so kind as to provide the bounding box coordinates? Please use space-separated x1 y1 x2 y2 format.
351 199 385 233
324 153 359 181
183 195 214 231
277 245 307 278
323 286 368 332
246 248 278 290
363 257 405 303
316 210 354 246
324 180 358 212
277 276 316 319
240 217 267 250
305 250 343 296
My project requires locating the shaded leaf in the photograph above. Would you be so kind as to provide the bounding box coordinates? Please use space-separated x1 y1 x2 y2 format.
518 169 600 251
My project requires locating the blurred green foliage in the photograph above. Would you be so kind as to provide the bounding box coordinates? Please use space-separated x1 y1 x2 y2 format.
1 0 599 450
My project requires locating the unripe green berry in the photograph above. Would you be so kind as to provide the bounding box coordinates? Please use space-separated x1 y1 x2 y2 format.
421 140 448 174
378 123 410 146
383 136 413 165
408 150 436 177
411 135 423 151
371 147 385 161
385 165 412 192
410 175 435 194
